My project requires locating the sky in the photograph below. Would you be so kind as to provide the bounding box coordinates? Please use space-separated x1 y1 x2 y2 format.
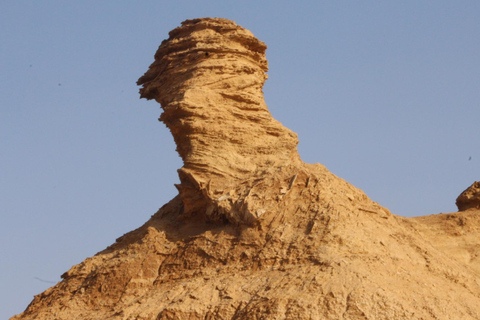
1 1 479 318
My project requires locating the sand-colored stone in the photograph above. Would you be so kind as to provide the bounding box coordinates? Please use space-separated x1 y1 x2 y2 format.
137 18 301 224
456 181 480 211
12 18 480 320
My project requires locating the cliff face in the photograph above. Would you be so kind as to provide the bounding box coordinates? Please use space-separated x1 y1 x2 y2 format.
12 18 480 320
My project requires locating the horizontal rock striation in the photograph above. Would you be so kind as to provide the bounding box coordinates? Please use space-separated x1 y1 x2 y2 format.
138 18 301 224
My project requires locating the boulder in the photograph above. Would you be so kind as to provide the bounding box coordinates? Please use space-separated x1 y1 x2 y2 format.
456 181 480 211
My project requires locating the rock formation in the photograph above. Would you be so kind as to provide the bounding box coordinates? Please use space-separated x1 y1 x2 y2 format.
137 18 301 225
456 181 480 211
11 18 480 320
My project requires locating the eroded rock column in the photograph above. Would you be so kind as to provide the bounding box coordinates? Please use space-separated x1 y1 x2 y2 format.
138 18 301 223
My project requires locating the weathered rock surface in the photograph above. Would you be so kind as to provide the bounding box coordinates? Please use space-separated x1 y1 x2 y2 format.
456 181 480 211
137 18 301 224
11 18 480 320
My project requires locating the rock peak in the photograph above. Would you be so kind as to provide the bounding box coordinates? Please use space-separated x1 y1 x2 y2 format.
138 18 301 223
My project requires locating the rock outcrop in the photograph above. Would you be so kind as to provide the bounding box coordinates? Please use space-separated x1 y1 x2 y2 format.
137 18 301 224
456 181 480 211
11 18 480 320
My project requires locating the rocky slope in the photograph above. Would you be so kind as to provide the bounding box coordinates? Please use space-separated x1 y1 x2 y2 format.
12 18 480 320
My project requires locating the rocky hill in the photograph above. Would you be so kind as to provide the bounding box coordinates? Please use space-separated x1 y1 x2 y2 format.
12 18 480 320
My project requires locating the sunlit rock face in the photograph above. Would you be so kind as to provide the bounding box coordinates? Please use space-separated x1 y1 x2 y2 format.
138 18 301 224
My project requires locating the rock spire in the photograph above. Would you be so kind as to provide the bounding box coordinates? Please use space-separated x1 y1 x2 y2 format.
137 18 301 224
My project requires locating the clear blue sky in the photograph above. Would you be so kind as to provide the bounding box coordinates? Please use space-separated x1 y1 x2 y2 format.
1 1 479 318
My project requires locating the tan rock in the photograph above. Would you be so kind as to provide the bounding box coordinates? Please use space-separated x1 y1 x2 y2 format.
11 18 480 320
456 181 480 211
137 18 301 224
